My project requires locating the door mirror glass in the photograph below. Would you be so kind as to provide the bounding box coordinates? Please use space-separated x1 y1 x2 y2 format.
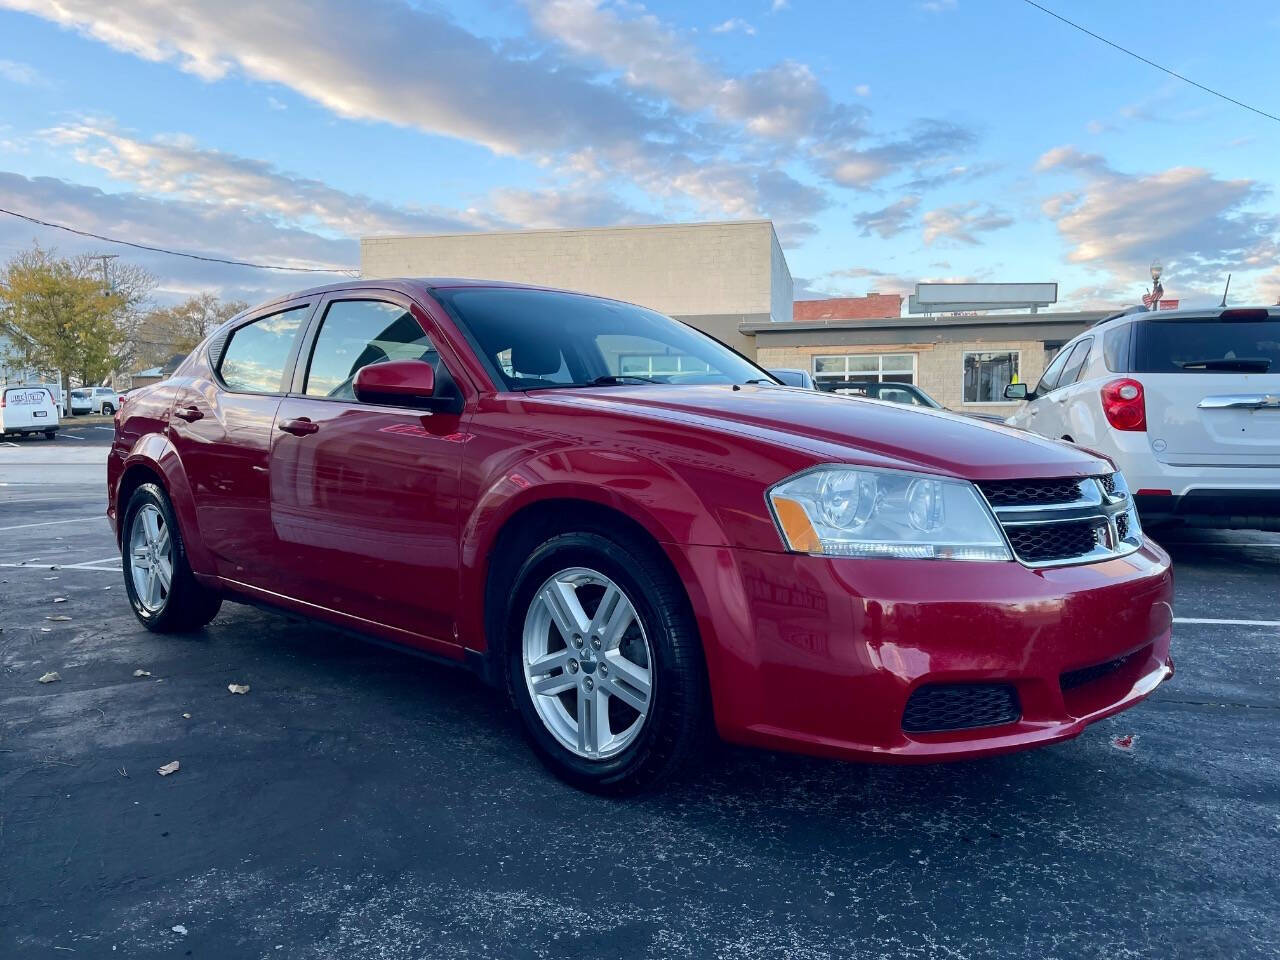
353 359 436 406
1004 382 1029 400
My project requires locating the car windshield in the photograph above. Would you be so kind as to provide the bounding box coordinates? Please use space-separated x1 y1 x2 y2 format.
434 287 773 391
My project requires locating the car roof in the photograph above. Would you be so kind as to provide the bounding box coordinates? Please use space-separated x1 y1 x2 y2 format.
244 277 626 317
1092 303 1279 328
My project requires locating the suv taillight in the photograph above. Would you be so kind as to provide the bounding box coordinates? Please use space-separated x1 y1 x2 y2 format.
1101 378 1146 431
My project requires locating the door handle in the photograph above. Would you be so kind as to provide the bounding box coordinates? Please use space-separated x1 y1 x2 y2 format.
173 405 203 422
278 417 319 436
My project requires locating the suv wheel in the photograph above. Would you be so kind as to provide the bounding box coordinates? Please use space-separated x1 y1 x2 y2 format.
102 402 115 415
505 529 709 794
121 483 221 632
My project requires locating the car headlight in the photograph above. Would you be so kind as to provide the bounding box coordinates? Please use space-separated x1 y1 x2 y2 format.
767 466 1012 560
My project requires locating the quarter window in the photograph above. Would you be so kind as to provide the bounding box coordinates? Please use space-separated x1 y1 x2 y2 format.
813 353 915 385
304 299 452 401
963 351 1020 404
219 306 308 394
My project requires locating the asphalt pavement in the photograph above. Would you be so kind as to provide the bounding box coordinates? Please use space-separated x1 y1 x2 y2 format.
2 446 1278 959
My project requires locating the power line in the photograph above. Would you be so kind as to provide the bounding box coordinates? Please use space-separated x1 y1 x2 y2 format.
1019 0 1280 125
0 206 359 275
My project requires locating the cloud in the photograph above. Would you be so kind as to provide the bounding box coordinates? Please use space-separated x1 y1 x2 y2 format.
711 18 755 35
921 202 1014 245
2 0 677 158
854 84 871 97
1036 145 1280 290
815 120 977 188
853 196 920 239
0 59 43 85
921 0 957 10
44 121 493 237
0 170 355 303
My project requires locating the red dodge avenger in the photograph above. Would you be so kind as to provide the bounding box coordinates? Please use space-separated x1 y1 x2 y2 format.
109 279 1174 792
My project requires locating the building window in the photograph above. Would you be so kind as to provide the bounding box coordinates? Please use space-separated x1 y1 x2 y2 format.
963 351 1020 404
812 353 915 385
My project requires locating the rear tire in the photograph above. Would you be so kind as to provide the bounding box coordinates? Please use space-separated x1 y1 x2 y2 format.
102 403 115 415
504 528 710 794
121 483 222 632
44 431 56 440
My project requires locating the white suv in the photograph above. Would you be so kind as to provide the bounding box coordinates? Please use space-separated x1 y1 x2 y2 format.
1004 305 1280 531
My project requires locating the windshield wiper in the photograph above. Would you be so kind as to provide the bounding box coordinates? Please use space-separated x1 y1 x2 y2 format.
1175 357 1272 372
586 375 661 385
743 378 777 385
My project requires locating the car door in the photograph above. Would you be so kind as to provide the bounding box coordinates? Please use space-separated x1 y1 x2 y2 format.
1046 336 1094 440
1014 342 1076 436
267 292 471 654
167 299 313 582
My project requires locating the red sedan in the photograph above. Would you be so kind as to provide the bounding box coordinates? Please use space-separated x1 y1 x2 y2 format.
108 279 1174 792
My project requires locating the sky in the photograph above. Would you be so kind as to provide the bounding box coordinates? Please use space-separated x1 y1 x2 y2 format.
0 0 1278 310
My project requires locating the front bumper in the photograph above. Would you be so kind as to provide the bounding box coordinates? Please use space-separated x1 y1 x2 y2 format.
672 541 1174 763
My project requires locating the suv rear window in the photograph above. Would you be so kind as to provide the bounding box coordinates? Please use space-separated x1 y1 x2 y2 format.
1133 315 1280 374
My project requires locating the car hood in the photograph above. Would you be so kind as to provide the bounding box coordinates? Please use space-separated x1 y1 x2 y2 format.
529 385 1111 481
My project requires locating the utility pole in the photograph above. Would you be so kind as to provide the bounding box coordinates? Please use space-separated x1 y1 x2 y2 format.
86 253 118 294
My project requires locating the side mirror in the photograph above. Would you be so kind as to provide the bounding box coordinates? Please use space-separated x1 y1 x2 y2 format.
353 359 435 407
1003 382 1029 401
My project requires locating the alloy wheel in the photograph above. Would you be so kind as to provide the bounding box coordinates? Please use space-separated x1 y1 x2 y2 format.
522 566 654 760
129 503 174 613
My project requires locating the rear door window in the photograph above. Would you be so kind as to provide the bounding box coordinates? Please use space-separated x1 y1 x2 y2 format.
219 306 309 393
1133 315 1280 373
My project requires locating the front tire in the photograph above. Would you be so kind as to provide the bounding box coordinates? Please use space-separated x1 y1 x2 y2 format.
505 529 709 794
102 403 115 415
121 483 221 632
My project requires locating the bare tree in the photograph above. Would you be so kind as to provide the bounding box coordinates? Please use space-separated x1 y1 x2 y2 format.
132 293 248 370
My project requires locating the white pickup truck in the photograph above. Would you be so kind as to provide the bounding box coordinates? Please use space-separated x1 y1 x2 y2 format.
0 385 60 440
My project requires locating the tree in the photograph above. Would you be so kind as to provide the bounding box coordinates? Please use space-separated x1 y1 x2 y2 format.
0 245 129 395
132 293 248 370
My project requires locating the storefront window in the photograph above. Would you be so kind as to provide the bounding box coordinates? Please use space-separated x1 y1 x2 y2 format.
812 353 915 384
963 351 1020 403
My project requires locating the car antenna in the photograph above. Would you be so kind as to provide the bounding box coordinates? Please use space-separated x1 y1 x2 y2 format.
1220 273 1231 308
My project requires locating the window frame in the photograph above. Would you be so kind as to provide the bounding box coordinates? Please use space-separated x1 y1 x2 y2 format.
960 349 1022 406
811 352 917 384
286 291 470 413
213 299 315 396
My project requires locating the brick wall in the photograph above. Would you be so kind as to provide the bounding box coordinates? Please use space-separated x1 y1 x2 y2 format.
792 295 903 321
758 339 1048 412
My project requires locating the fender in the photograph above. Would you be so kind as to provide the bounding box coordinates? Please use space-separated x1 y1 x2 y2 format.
117 433 218 579
455 444 725 654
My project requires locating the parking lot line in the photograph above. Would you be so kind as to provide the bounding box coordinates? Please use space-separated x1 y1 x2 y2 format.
1174 616 1280 627
0 496 102 505
94 426 116 432
0 515 107 531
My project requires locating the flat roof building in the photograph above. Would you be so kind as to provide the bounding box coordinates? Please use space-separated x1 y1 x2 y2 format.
361 220 792 354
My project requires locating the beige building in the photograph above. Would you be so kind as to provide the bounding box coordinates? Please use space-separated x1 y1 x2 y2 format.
361 220 792 354
361 219 1108 414
747 311 1107 414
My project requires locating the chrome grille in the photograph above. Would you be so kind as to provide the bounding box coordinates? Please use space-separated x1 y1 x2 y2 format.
979 474 1142 568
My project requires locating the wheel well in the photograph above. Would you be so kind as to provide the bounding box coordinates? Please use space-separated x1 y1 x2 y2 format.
481 499 688 685
116 463 165 538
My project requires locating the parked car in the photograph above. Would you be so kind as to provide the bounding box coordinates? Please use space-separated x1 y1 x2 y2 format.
817 379 1007 423
767 367 815 389
1004 305 1280 530
109 279 1174 793
70 386 123 415
1 384 59 439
